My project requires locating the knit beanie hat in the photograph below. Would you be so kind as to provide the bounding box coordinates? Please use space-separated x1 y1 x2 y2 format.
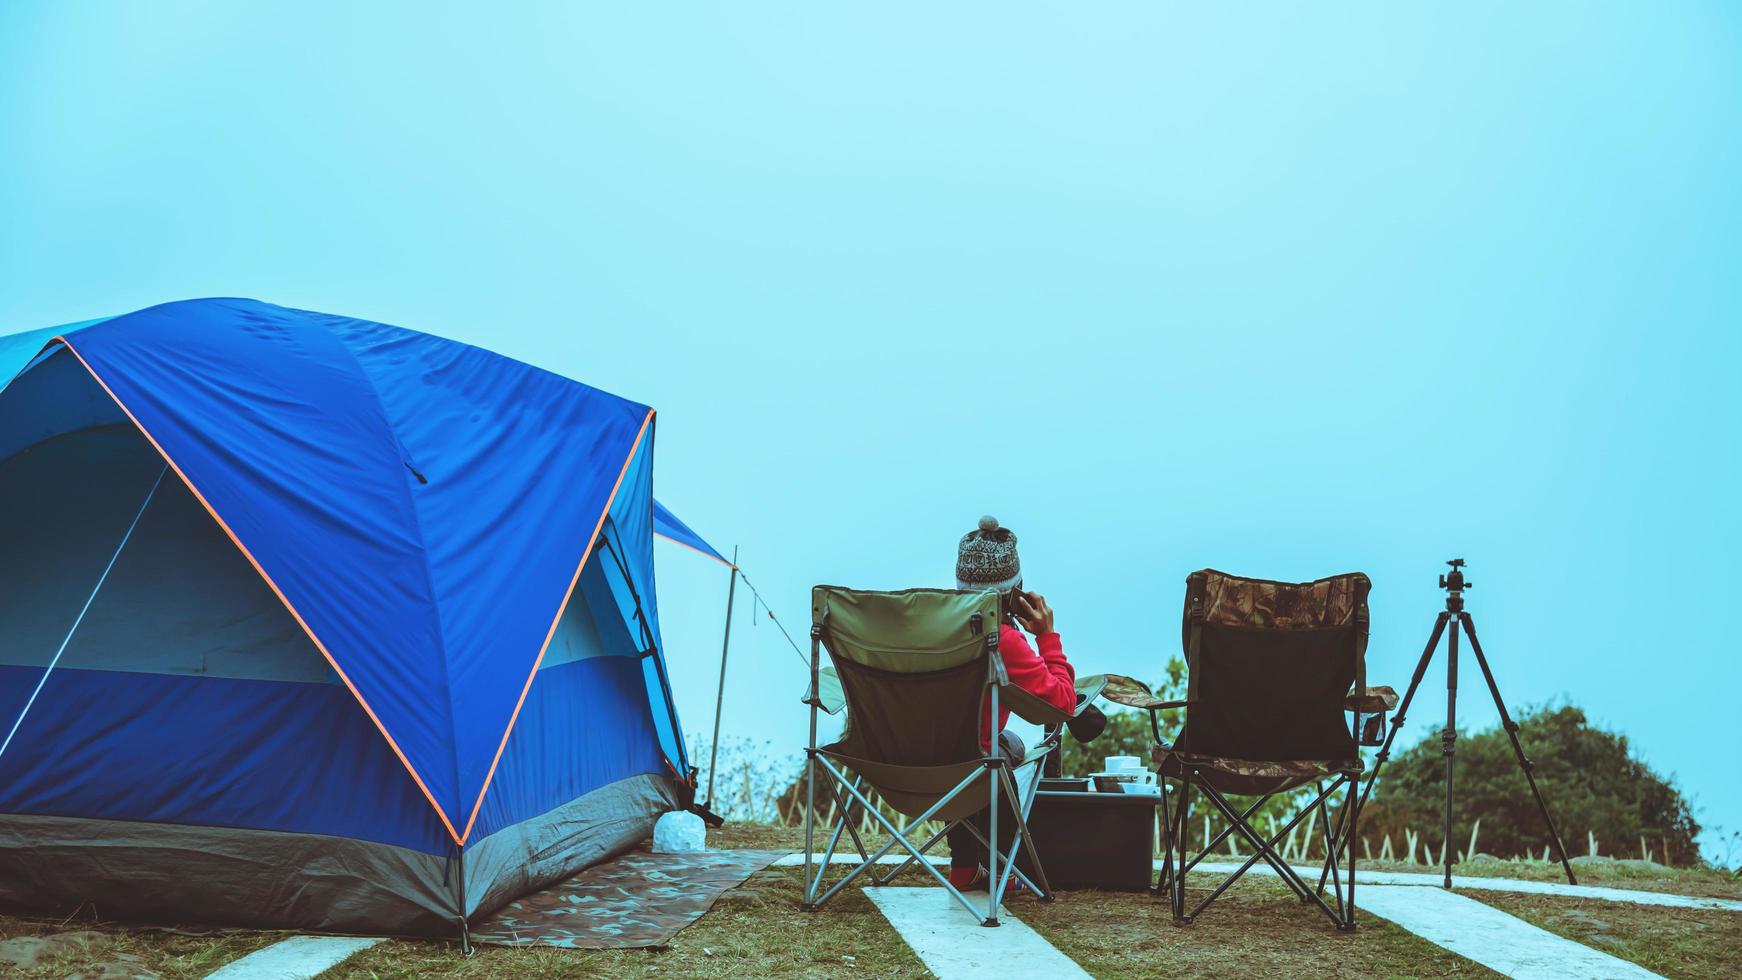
955 515 1021 593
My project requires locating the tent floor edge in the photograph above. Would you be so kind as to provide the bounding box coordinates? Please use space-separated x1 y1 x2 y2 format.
0 812 456 937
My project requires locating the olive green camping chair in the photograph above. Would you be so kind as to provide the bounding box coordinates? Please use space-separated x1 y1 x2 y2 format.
1120 570 1397 931
800 586 1103 926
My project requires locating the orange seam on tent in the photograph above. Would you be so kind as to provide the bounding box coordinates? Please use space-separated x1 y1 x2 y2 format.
457 408 655 844
653 531 738 569
54 337 465 845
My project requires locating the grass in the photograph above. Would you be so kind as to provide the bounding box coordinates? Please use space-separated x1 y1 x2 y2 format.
2 823 1734 979
329 871 928 979
1465 891 1741 979
1 873 928 980
0 915 283 979
1020 879 1496 978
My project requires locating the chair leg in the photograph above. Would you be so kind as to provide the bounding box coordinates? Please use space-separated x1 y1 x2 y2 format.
1303 783 1334 907
802 749 818 909
1313 782 1346 917
1173 770 1193 923
1317 779 1354 900
833 776 873 868
1152 772 1174 899
984 684 1000 928
1193 784 1315 906
812 774 867 888
802 637 820 910
1158 787 1272 894
1342 772 1360 932
998 764 1054 901
807 758 989 919
875 820 954 885
985 757 999 927
1187 779 1350 928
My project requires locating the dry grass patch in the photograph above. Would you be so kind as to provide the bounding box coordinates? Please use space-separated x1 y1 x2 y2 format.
0 915 282 979
328 871 926 979
1464 891 1741 980
985 877 1496 979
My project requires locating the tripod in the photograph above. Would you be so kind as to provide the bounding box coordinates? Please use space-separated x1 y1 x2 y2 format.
1356 560 1577 887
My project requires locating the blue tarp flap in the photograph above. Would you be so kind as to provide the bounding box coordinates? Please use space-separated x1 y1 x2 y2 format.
653 500 730 566
41 298 656 842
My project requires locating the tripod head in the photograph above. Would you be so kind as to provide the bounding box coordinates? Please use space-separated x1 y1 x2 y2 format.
1438 558 1470 612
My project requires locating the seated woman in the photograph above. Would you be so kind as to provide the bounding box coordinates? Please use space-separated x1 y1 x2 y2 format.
946 515 1078 892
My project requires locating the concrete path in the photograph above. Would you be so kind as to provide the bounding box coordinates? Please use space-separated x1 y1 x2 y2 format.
1358 884 1661 979
865 887 1090 980
778 852 1742 912
1190 861 1742 912
782 850 1730 978
203 936 382 979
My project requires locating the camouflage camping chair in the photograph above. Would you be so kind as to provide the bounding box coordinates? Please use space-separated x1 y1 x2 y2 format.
1125 569 1397 931
801 586 1101 926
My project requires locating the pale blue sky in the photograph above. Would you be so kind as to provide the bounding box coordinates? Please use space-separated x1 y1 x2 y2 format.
3 3 1737 854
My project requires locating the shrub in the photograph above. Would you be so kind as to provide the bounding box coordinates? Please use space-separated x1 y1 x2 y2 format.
1368 704 1701 865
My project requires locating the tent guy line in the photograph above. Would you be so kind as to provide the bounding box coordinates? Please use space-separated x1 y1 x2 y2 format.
737 567 807 665
0 463 166 763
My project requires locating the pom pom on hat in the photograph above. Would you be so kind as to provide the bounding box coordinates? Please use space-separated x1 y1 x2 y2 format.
957 514 1020 591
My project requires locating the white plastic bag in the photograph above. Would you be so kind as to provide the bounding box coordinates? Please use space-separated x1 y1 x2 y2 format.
652 810 707 853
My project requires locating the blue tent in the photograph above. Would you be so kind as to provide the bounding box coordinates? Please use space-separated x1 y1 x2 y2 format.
0 298 702 935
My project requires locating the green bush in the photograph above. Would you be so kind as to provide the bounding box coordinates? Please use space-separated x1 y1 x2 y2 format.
1368 704 1702 865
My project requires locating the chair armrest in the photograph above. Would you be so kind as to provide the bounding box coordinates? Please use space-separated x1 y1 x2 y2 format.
1091 673 1191 712
1000 683 1075 727
1345 685 1399 713
1074 673 1109 708
802 664 847 715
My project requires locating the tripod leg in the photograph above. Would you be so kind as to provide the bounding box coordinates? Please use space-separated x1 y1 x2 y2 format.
1357 612 1449 812
1460 612 1579 886
1443 612 1459 889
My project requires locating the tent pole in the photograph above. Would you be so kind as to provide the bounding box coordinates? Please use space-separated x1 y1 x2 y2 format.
0 464 166 764
703 546 739 807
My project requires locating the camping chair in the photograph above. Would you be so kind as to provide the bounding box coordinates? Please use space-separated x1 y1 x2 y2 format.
1141 569 1398 931
800 586 1103 926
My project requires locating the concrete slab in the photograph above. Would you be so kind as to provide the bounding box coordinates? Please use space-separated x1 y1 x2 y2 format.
865 887 1090 980
1358 884 1660 979
1190 861 1742 912
204 936 382 980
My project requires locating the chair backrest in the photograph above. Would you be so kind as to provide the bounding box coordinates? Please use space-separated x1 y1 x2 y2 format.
811 585 1000 767
1175 569 1369 763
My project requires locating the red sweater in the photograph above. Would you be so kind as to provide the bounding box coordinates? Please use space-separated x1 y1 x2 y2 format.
980 624 1077 751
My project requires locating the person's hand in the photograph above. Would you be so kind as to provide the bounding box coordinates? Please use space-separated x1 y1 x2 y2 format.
1014 591 1055 635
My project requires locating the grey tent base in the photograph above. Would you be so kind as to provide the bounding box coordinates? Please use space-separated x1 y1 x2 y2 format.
463 773 681 924
0 773 679 937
